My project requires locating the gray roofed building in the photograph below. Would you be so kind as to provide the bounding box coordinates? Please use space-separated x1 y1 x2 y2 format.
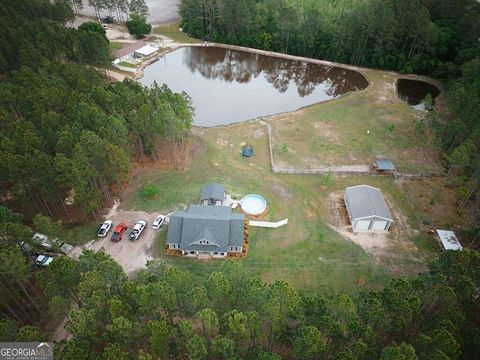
167 205 245 257
201 183 225 206
374 159 395 172
344 185 393 232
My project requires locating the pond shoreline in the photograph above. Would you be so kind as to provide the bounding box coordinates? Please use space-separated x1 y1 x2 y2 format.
132 40 443 128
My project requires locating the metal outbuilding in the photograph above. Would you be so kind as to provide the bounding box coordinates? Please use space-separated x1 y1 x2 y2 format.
374 159 395 172
344 185 393 232
134 44 158 58
436 229 463 251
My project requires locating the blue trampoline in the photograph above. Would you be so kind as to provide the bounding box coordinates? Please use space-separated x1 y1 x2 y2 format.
242 144 254 157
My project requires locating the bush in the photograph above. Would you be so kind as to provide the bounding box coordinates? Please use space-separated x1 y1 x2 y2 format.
141 183 160 198
78 21 108 41
126 14 152 39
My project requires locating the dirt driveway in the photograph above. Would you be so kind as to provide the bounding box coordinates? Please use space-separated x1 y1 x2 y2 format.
324 191 428 274
71 202 166 277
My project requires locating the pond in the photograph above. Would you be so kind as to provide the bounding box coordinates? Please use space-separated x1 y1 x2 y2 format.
397 79 440 111
139 47 369 126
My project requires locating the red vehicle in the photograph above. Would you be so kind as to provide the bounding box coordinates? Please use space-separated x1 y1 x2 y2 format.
111 223 128 242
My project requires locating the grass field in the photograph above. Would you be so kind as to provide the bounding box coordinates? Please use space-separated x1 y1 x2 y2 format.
109 42 124 52
118 61 136 68
152 22 200 44
270 70 442 174
74 54 446 295
120 118 439 295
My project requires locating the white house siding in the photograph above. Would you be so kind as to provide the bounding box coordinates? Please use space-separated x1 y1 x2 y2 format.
354 220 371 230
352 217 391 232
371 220 388 231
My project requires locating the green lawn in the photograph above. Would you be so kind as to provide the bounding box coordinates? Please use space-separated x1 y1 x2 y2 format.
109 41 124 51
118 61 136 68
120 120 437 295
59 222 98 246
270 70 442 174
63 65 442 295
152 22 201 44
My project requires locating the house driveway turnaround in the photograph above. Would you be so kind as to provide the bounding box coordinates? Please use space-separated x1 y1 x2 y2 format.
73 208 163 277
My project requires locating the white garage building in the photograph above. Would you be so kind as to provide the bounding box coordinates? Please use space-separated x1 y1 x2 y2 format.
344 185 393 232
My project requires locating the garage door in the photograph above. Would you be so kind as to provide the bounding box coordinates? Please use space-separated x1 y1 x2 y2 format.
355 220 371 230
371 220 388 231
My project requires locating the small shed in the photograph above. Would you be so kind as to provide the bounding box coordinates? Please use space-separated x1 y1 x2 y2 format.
242 144 254 157
344 185 393 232
201 183 225 206
436 230 463 251
374 159 395 172
134 44 158 58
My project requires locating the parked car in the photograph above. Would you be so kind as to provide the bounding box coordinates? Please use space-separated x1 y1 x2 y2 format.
58 242 73 255
97 220 113 238
111 223 128 242
19 241 33 255
129 220 146 241
100 16 114 23
34 254 54 267
32 233 73 255
152 215 165 230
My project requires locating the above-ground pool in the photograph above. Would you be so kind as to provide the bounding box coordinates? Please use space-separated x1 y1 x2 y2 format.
240 194 267 216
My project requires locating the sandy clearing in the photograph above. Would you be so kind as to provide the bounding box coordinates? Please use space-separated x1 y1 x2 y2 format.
83 210 162 276
69 200 166 277
78 0 180 25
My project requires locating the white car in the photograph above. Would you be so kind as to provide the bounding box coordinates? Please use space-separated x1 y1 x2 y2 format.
97 220 113 237
129 220 147 241
35 254 54 267
152 215 165 230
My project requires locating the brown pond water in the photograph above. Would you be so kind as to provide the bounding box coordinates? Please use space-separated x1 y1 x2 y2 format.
397 79 440 111
140 47 369 126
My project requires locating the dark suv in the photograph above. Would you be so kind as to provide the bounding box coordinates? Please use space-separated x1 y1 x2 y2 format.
100 16 114 24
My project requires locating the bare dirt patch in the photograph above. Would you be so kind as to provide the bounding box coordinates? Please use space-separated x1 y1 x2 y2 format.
325 191 421 272
312 121 340 141
271 182 291 199
371 73 397 105
252 128 265 139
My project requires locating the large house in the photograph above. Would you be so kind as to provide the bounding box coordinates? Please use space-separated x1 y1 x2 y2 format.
344 185 393 232
201 183 225 206
167 205 246 257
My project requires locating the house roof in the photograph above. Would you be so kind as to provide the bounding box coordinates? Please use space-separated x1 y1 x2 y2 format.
134 44 158 56
201 183 225 201
344 185 393 221
189 204 231 215
436 229 463 251
375 159 395 171
167 205 244 252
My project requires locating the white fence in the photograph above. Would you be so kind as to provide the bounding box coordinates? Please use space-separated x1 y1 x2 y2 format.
112 59 137 73
249 219 288 228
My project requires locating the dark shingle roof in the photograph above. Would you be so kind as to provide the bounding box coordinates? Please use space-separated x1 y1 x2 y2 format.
201 183 225 201
189 204 231 215
344 185 393 221
167 205 244 252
